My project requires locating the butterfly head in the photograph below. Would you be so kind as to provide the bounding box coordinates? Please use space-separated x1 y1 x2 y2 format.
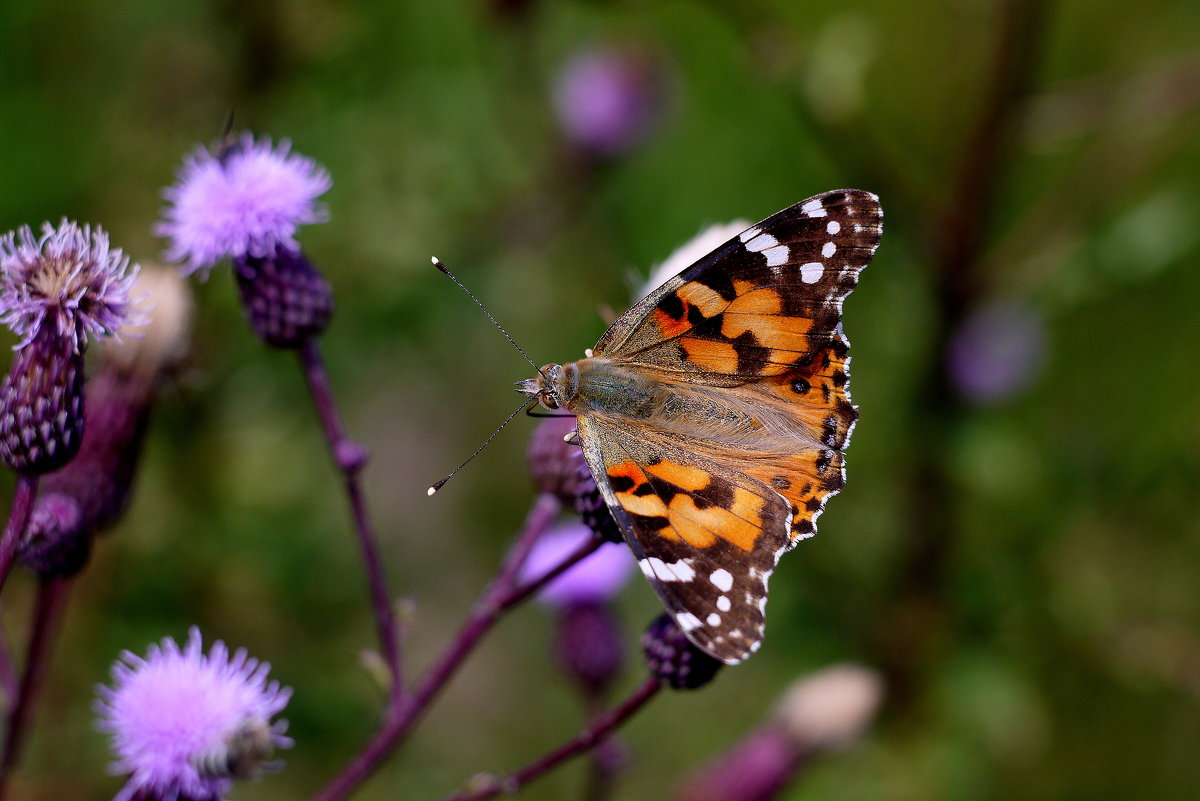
517 362 579 411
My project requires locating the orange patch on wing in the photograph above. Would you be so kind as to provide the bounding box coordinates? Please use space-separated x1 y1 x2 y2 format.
653 308 690 338
608 460 644 484
644 461 711 493
727 287 782 317
680 338 739 371
676 282 727 317
666 488 765 552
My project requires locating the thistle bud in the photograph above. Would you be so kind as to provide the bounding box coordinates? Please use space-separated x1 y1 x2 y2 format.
234 246 333 348
17 492 88 578
554 601 625 696
642 613 722 690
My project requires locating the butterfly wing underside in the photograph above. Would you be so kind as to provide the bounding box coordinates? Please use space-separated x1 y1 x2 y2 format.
581 189 883 664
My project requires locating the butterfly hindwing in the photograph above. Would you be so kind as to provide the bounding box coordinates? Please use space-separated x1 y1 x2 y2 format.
577 416 791 664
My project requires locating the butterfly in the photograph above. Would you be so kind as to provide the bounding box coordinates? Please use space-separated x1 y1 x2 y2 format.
520 189 883 664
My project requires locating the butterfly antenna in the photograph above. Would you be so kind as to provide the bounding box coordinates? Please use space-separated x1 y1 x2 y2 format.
427 397 534 496
431 257 543 375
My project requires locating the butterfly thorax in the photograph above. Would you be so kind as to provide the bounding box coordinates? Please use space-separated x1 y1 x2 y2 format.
522 358 784 447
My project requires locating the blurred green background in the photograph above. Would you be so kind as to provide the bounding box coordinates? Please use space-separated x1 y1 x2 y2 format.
2 0 1198 799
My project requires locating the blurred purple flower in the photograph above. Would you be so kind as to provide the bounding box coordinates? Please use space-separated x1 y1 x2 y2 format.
521 521 635 608
0 221 138 350
95 628 292 801
946 301 1046 405
157 133 331 276
553 47 664 156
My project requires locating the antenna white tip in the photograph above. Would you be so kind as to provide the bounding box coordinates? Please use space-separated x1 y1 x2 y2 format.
431 256 440 265
426 485 438 496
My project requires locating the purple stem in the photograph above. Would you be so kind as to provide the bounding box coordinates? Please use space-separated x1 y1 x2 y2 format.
437 677 662 801
311 492 569 801
0 577 71 788
296 340 402 698
0 476 39 596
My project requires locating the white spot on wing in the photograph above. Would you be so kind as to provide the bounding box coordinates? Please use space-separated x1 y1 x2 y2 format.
677 612 702 631
801 199 827 218
800 262 823 283
706 613 722 626
717 595 732 612
763 244 790 266
826 220 841 234
739 226 762 243
744 232 779 252
642 557 696 582
822 241 837 258
710 569 734 592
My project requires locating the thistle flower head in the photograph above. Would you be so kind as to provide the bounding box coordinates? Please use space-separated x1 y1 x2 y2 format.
0 220 138 351
157 133 331 276
553 46 666 156
96 628 292 801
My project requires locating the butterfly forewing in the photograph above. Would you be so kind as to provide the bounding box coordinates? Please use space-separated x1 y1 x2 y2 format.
595 189 882 381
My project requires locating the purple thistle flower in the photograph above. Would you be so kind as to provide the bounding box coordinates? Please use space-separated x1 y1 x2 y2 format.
157 133 331 276
946 301 1046 405
553 46 665 157
521 521 635 608
95 628 292 801
0 221 139 474
0 220 138 351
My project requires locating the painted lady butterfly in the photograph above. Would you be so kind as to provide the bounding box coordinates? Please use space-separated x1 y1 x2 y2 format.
521 189 883 663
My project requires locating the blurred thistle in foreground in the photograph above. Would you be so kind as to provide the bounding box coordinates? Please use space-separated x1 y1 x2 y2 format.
553 45 667 157
157 132 334 347
0 221 139 474
672 665 883 801
946 300 1046 405
19 268 191 578
96 628 292 801
522 521 635 695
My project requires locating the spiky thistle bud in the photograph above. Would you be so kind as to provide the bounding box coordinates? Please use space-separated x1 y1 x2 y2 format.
157 132 334 348
0 221 138 475
642 613 722 690
233 245 333 348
